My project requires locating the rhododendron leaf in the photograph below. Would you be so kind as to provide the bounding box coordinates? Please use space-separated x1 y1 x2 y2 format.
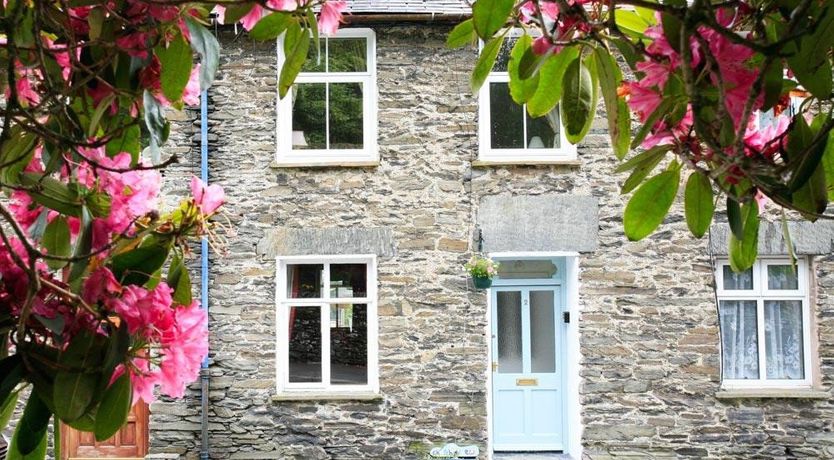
186 18 221 92
684 172 714 238
727 196 744 241
88 7 104 41
518 45 546 80
447 19 476 49
615 10 652 38
615 144 670 173
43 217 71 270
729 201 759 273
624 165 681 241
820 127 834 201
66 411 96 432
143 90 169 162
472 0 514 40
21 173 83 218
792 166 828 221
222 3 255 25
788 115 827 192
28 209 49 241
111 244 170 287
168 254 193 306
560 55 598 145
785 4 834 99
508 35 539 104
631 97 675 149
99 322 129 395
86 192 112 218
471 34 504 93
88 93 115 138
69 207 94 285
249 12 292 41
527 46 578 118
9 393 51 456
611 37 640 70
156 31 193 106
761 59 784 112
106 123 141 160
0 128 37 185
660 11 683 53
0 390 19 433
95 373 132 442
279 21 311 99
592 47 629 159
0 355 23 420
619 145 671 194
41 143 64 174
307 8 320 65
55 331 105 422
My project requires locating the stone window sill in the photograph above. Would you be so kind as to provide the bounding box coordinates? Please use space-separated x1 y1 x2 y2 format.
270 160 380 169
715 388 829 399
472 159 581 167
272 392 382 402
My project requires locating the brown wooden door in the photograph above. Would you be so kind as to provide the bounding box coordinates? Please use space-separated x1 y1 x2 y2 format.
61 402 149 459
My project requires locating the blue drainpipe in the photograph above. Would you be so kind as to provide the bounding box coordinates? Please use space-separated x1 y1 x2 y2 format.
199 88 210 460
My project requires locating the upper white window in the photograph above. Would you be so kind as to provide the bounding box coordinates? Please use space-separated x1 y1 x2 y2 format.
478 35 576 163
276 255 378 394
716 257 813 389
276 29 377 166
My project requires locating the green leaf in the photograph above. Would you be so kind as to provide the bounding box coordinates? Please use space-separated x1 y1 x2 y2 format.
99 322 130 396
222 3 254 25
249 12 292 41
94 373 133 442
684 172 714 238
279 21 310 99
87 7 104 40
156 31 193 106
65 411 96 432
0 129 37 185
560 55 598 145
167 254 193 306
615 10 653 37
9 394 51 457
631 96 675 149
761 59 784 111
661 12 683 53
68 206 94 285
615 144 671 173
787 115 827 192
624 165 681 241
20 173 83 217
0 390 19 433
518 45 546 80
793 165 828 220
54 331 103 422
43 216 71 270
592 47 629 159
186 18 221 91
143 90 169 159
447 19 476 48
471 34 505 93
508 35 539 104
620 145 670 194
727 196 744 241
821 126 834 200
110 244 170 287
527 46 579 117
472 0 514 39
785 4 834 99
729 200 760 273
106 124 141 160
0 354 24 416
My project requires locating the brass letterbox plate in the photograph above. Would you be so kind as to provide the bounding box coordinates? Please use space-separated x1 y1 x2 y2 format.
516 378 538 386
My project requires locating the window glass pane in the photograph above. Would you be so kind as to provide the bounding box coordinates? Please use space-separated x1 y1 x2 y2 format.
330 304 368 385
489 82 524 149
287 264 323 298
497 259 558 280
300 50 325 72
492 37 516 72
767 265 799 290
328 38 367 72
292 84 326 149
719 300 759 379
526 107 559 149
722 265 753 290
328 82 364 149
288 306 322 383
330 264 367 298
764 300 804 380
497 291 523 373
530 290 556 373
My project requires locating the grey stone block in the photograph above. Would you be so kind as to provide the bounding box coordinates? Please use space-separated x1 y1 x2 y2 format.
257 227 396 257
710 221 834 255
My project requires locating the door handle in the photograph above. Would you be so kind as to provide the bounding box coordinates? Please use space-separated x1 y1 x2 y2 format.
516 378 538 386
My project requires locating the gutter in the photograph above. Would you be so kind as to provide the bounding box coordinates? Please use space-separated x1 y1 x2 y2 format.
199 88 210 460
343 12 470 24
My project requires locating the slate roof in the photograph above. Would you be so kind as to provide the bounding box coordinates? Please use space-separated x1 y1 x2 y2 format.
344 0 470 14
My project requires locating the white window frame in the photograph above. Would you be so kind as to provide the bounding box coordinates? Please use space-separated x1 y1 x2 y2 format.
276 29 378 166
275 254 379 395
716 257 813 390
478 32 577 163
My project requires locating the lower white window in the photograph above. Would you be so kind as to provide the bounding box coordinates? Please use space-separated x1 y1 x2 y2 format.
276 255 378 394
716 257 813 388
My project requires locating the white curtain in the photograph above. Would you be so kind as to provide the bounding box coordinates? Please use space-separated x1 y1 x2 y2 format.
764 300 804 379
720 300 759 379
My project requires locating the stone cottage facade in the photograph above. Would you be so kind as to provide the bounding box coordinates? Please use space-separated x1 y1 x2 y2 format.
144 2 834 459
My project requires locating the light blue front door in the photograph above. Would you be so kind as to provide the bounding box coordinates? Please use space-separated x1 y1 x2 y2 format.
492 286 564 451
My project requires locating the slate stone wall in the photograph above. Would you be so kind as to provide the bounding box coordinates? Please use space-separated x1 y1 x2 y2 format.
147 24 834 460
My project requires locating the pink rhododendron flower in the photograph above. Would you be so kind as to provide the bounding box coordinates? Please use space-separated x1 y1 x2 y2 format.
190 176 225 215
182 64 201 106
240 5 265 31
157 302 208 398
318 1 346 36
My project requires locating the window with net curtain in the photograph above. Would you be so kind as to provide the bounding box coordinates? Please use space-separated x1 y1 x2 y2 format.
478 35 575 161
716 258 812 387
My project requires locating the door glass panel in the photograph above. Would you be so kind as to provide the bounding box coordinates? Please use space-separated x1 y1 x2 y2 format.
530 290 556 373
330 304 368 385
288 306 322 383
764 300 804 379
497 291 523 373
719 300 759 379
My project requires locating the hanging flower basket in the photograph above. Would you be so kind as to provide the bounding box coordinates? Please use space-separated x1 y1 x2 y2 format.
465 256 499 290
472 275 493 289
